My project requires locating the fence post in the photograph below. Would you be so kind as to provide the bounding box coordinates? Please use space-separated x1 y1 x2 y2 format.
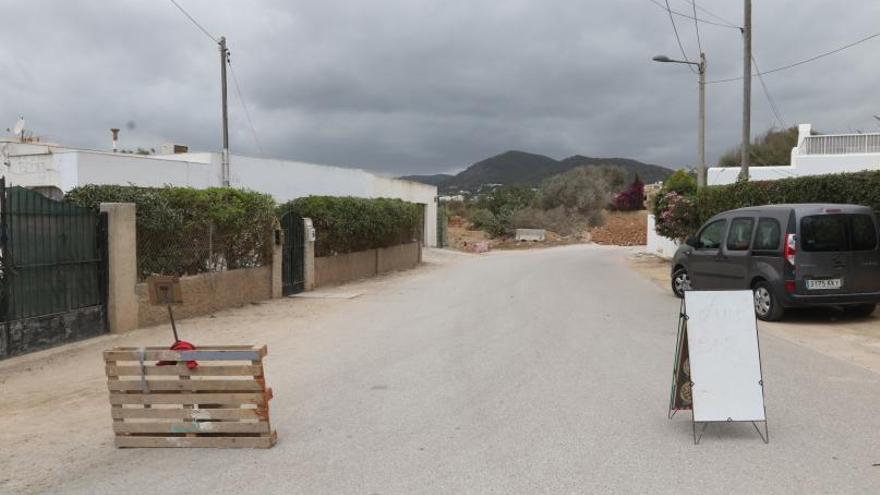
271 222 283 299
303 218 316 291
100 203 139 333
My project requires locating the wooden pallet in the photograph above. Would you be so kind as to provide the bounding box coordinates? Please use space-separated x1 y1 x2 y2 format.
104 345 276 448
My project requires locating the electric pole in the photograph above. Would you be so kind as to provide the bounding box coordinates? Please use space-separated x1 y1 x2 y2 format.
698 52 706 188
219 36 230 186
739 0 751 181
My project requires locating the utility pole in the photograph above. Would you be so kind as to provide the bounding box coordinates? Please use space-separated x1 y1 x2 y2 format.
698 52 706 188
739 0 751 181
219 36 230 186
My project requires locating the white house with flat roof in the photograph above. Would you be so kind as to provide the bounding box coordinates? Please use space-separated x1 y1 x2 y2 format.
707 123 880 185
0 139 439 246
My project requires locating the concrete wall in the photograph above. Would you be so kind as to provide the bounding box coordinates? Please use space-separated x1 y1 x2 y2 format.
646 214 680 259
135 266 274 328
315 242 421 287
101 203 139 333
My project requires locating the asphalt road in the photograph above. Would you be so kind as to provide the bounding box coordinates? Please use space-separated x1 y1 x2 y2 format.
42 246 880 493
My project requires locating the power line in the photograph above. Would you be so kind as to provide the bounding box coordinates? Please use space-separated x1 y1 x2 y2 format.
664 0 697 73
678 0 739 28
168 0 219 44
227 59 265 157
691 0 702 54
707 30 880 84
647 0 740 30
752 56 786 128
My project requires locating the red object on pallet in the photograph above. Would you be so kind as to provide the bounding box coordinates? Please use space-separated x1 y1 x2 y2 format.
156 340 199 369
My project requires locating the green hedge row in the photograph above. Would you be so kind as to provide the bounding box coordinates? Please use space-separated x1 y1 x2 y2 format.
278 196 422 257
697 170 880 222
66 185 276 278
655 170 880 239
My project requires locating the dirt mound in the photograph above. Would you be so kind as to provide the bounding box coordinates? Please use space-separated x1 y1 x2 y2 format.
590 211 647 246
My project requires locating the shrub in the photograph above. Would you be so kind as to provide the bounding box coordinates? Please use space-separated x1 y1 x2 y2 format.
654 192 699 240
278 196 422 257
66 185 276 278
510 206 586 235
653 170 880 240
611 175 645 211
662 170 697 196
696 170 880 221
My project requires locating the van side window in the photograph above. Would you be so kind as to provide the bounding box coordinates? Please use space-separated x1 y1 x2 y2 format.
753 218 781 251
697 219 726 249
726 218 755 251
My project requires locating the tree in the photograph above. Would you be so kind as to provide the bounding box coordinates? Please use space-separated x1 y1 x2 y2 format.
718 126 803 167
536 166 625 225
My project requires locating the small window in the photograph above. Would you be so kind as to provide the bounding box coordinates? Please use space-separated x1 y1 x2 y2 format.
697 219 726 249
726 218 755 251
851 214 878 250
753 218 781 251
801 215 847 252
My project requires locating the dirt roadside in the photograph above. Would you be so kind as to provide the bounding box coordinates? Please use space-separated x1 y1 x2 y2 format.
626 250 880 375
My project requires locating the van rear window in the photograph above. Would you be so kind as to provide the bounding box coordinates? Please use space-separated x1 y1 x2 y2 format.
801 214 878 252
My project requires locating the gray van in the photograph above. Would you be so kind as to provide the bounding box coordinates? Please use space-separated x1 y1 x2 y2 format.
671 204 880 320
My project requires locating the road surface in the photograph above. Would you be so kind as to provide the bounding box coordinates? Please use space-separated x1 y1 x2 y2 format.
1 245 878 494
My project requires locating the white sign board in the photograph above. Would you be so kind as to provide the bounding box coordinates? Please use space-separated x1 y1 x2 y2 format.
684 291 766 423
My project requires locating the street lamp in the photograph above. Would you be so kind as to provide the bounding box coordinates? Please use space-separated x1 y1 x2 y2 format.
653 52 707 188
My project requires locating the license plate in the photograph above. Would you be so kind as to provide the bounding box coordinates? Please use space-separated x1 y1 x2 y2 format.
806 278 842 290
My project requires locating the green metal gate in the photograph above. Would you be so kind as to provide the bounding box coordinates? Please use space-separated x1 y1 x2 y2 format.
0 179 108 359
280 209 305 296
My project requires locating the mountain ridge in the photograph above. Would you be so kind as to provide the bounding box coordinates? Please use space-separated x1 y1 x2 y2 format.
401 150 674 194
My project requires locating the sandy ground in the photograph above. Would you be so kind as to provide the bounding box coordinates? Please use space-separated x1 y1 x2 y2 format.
626 250 880 375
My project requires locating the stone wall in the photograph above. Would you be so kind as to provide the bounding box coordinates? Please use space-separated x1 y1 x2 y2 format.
315 242 421 287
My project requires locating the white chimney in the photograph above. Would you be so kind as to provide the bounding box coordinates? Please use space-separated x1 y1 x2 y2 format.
110 128 120 152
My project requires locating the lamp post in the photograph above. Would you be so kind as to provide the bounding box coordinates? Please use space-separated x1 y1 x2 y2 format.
653 53 707 188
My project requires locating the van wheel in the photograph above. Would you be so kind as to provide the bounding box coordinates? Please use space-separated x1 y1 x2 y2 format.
844 304 876 318
753 281 784 321
671 267 691 299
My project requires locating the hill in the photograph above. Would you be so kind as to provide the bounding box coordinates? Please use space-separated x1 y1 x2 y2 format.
401 151 674 194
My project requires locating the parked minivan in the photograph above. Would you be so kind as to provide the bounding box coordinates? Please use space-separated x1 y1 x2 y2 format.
671 204 880 320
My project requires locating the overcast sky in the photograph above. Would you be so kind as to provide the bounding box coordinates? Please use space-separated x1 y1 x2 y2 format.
2 1 879 176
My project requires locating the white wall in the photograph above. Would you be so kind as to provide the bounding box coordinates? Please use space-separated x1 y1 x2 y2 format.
4 146 439 246
707 123 880 186
646 214 680 259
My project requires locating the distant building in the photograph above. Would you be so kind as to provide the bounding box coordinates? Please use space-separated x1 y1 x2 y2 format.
707 123 880 185
0 138 439 246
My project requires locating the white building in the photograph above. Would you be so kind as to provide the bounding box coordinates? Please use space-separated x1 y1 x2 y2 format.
0 140 439 246
707 123 880 185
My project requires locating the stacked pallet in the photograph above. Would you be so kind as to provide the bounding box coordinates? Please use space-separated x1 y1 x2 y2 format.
104 345 276 448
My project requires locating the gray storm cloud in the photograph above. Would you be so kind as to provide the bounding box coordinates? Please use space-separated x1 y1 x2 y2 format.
2 0 878 176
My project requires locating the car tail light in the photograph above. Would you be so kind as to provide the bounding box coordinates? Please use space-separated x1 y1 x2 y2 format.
784 233 797 266
784 280 796 293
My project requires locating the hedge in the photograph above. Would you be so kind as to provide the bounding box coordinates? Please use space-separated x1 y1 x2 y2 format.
655 170 880 240
65 185 276 278
278 196 422 257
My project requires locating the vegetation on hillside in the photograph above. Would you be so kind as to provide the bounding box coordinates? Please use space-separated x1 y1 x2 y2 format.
452 165 632 238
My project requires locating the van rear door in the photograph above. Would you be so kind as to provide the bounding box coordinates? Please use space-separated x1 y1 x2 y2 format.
798 213 880 294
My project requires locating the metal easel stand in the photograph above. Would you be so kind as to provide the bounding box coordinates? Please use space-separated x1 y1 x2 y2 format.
692 418 769 445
